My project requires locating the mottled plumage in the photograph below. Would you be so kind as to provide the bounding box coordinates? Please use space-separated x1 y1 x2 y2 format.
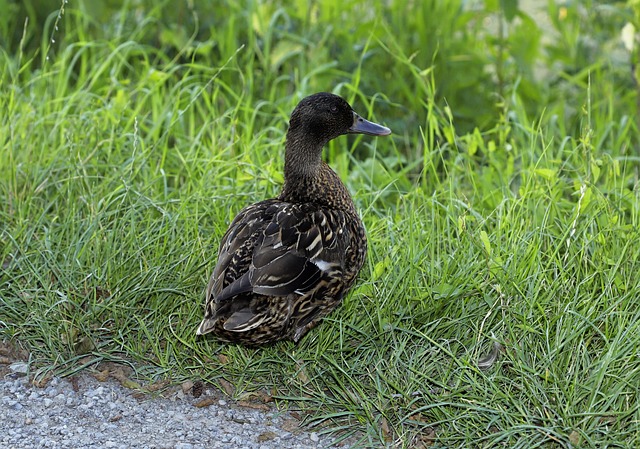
196 92 391 345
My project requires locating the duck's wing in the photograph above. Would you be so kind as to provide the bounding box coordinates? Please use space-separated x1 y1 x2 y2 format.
201 201 349 334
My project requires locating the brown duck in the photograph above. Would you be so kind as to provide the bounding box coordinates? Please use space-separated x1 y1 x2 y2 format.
196 92 391 345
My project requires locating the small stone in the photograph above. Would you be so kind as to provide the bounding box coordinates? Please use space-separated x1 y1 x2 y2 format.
181 380 194 394
9 362 28 374
218 399 227 406
257 431 276 442
310 432 319 442
43 398 53 408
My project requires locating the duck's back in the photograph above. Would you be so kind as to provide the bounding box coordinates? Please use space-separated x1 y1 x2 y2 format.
198 197 366 344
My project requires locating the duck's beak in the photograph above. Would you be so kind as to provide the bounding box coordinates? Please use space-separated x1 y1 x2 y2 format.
349 112 391 136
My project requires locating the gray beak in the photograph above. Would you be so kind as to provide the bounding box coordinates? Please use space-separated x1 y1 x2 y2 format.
348 112 391 136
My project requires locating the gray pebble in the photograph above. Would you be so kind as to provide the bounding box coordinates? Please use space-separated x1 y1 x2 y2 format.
9 362 29 374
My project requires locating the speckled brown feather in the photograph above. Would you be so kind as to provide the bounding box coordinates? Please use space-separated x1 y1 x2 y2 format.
196 92 390 345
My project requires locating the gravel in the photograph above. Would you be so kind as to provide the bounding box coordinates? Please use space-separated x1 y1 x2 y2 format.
0 363 351 449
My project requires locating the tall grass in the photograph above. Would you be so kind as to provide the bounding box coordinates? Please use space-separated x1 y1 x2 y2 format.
1 0 639 447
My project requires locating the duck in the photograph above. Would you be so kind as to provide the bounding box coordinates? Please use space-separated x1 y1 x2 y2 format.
196 92 391 345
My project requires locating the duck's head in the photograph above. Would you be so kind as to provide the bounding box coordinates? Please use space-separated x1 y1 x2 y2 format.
285 93 391 178
287 92 391 145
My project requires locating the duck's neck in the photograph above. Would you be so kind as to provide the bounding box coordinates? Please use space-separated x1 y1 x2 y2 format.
282 133 324 180
279 136 356 213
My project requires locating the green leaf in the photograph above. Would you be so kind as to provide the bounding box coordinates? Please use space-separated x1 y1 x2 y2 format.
372 257 391 281
534 168 557 181
485 0 499 12
480 230 491 256
590 159 602 183
501 0 519 22
580 186 593 211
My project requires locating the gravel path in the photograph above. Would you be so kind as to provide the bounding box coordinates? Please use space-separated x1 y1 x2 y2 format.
0 362 351 449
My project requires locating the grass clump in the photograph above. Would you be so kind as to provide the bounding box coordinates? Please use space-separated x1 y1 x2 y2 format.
2 0 640 447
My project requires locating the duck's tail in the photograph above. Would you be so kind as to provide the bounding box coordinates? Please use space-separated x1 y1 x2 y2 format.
195 318 216 336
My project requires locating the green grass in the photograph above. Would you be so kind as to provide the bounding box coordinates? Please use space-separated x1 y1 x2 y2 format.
2 0 640 447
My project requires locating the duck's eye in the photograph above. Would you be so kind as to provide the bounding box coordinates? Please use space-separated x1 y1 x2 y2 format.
330 105 338 113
